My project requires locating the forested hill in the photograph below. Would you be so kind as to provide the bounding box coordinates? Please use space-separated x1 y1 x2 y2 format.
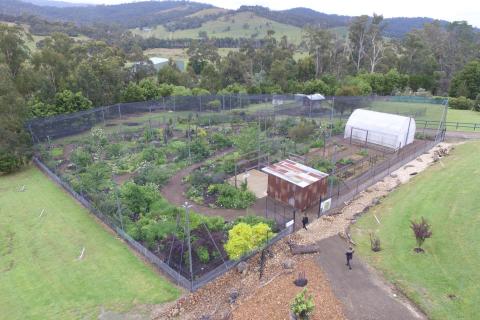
1 0 464 39
0 0 214 28
238 6 450 38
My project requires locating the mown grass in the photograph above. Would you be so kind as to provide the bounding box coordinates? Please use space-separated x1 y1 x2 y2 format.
0 167 180 319
351 141 480 320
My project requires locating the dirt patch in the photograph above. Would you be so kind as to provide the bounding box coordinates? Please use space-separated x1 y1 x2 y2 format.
227 169 268 198
231 259 344 320
113 172 134 185
63 144 76 160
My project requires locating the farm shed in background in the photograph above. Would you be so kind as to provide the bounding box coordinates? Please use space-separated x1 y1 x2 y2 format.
344 109 416 150
262 160 328 212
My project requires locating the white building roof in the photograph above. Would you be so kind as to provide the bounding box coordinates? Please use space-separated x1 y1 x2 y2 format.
294 93 326 101
306 93 325 101
262 159 328 188
149 57 168 65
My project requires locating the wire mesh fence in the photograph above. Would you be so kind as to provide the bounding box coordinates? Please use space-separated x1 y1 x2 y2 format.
29 94 447 291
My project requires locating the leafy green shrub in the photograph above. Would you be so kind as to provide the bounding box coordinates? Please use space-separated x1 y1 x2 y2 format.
75 162 111 194
330 120 346 135
105 143 124 159
70 148 92 170
203 216 225 231
208 183 256 209
357 149 368 157
207 99 221 110
288 120 316 143
139 146 166 165
120 182 159 215
179 139 210 162
231 215 276 231
233 126 265 154
186 185 204 204
209 132 233 150
291 288 315 319
50 147 63 158
474 94 480 111
189 170 213 188
134 164 171 187
310 158 334 173
224 222 275 260
195 246 210 264
165 140 187 155
310 139 324 148
277 118 296 136
448 96 474 110
338 158 353 165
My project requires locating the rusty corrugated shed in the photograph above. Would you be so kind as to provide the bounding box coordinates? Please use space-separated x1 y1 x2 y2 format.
262 160 328 211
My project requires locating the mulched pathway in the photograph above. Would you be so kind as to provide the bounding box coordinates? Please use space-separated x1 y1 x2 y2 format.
231 258 345 320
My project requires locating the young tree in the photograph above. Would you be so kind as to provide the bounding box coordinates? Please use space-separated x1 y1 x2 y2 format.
367 14 385 73
303 26 334 78
410 217 433 253
449 60 480 99
0 65 31 173
349 15 370 73
186 40 220 75
0 25 30 78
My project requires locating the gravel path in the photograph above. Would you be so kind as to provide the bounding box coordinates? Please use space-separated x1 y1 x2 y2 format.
315 235 426 320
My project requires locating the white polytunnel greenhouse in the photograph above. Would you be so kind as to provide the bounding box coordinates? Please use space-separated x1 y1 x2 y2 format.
344 109 416 150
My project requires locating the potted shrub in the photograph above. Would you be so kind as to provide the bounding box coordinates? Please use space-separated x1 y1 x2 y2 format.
290 288 315 320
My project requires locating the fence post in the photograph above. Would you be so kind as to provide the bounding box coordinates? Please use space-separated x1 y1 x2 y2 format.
101 107 106 126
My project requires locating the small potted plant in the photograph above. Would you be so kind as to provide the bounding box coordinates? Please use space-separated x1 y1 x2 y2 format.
290 288 315 320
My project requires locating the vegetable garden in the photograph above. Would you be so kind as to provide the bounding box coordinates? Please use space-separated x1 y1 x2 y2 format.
29 94 447 289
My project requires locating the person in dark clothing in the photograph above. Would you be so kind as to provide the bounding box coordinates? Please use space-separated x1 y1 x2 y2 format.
346 246 355 270
302 215 309 230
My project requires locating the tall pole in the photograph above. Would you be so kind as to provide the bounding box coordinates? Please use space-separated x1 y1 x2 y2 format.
183 202 194 290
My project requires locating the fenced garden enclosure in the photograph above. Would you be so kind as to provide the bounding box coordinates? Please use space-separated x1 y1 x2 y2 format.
28 94 447 291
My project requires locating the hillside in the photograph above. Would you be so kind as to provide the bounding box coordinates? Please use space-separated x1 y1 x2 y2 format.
1 0 212 28
132 11 305 44
0 0 465 39
20 0 92 7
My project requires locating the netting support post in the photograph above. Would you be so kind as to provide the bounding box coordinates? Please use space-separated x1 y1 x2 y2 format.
183 203 194 291
102 107 106 126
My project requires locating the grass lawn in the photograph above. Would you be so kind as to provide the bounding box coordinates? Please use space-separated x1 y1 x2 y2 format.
0 167 180 319
351 141 480 319
446 109 480 126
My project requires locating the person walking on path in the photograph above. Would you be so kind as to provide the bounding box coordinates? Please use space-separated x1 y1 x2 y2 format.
302 215 309 230
346 246 355 270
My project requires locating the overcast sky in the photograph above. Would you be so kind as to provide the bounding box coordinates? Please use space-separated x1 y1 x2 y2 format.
66 0 480 27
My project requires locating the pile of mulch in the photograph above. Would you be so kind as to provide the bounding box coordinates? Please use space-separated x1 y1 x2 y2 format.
153 235 343 320
231 258 344 320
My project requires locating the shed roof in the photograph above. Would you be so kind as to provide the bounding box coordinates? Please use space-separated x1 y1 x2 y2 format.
149 57 168 65
295 93 326 101
262 159 328 188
